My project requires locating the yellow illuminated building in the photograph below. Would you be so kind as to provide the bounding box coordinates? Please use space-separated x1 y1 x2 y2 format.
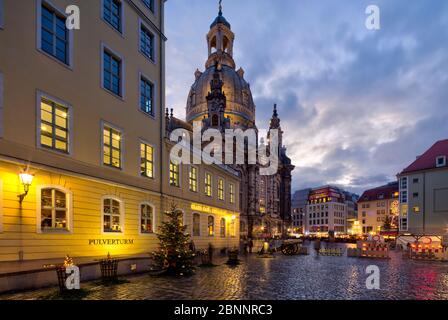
0 0 240 265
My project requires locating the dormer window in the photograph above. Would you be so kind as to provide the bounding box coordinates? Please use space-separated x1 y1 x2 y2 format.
436 156 446 168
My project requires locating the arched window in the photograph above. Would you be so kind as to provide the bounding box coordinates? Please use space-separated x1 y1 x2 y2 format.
208 216 215 236
140 203 154 234
40 187 69 231
193 213 200 237
103 197 123 233
212 114 219 126
220 218 226 238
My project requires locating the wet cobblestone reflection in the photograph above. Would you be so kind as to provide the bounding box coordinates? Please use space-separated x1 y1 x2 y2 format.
3 245 448 300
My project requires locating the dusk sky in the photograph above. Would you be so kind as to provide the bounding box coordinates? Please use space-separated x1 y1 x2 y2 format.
165 0 448 195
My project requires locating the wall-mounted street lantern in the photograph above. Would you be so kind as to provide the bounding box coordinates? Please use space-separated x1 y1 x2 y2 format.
18 170 34 204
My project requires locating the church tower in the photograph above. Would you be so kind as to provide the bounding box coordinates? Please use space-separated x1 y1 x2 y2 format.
203 62 230 131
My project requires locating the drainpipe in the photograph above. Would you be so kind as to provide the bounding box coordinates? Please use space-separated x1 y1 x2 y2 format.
159 1 165 214
423 173 426 234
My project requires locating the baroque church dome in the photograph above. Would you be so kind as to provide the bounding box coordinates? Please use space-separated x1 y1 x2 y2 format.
186 6 256 128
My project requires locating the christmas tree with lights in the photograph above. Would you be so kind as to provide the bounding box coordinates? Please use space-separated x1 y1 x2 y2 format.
152 204 195 276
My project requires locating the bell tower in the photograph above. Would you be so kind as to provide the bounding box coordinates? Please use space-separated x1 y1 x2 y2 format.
206 1 236 69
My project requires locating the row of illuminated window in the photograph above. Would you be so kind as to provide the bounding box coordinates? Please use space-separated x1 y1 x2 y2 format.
169 162 236 204
36 187 237 237
192 214 236 238
38 1 156 116
39 94 155 177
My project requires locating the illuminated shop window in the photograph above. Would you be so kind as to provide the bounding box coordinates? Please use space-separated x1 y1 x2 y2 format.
140 203 154 233
208 216 214 236
220 218 226 237
140 143 154 178
103 197 122 233
170 161 180 187
40 97 69 153
193 213 200 236
40 188 68 231
218 178 224 201
103 125 122 168
189 166 198 192
204 173 212 197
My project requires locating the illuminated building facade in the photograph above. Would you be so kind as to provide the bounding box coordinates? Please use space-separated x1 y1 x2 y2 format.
357 182 399 235
305 186 348 236
0 0 239 268
398 140 448 235
184 5 294 239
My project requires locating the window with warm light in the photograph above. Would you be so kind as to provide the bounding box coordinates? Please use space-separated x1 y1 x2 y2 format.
193 213 200 236
103 126 122 168
220 218 226 237
40 97 69 153
140 143 154 178
40 188 68 231
140 203 154 234
229 183 235 204
170 161 180 187
208 216 214 236
189 166 198 192
218 178 224 201
204 173 212 197
103 197 122 233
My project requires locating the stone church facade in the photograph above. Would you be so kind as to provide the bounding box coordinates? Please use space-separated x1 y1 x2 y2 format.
172 6 294 239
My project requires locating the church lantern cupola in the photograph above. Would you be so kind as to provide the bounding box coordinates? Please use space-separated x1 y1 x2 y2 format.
206 1 236 69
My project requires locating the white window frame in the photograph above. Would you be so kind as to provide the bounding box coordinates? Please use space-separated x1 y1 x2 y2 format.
36 90 73 155
101 195 125 234
101 0 125 36
36 0 74 69
436 156 446 168
101 42 125 99
138 18 157 64
0 0 4 29
139 201 156 235
138 71 156 118
36 185 73 234
0 72 3 138
101 120 124 170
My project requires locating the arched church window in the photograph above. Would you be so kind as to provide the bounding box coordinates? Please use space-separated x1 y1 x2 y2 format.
223 36 229 53
212 114 219 126
210 36 217 53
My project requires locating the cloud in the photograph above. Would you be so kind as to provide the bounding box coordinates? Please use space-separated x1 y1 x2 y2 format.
165 0 448 195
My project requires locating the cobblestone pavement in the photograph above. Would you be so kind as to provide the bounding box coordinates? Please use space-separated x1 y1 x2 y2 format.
2 244 448 300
